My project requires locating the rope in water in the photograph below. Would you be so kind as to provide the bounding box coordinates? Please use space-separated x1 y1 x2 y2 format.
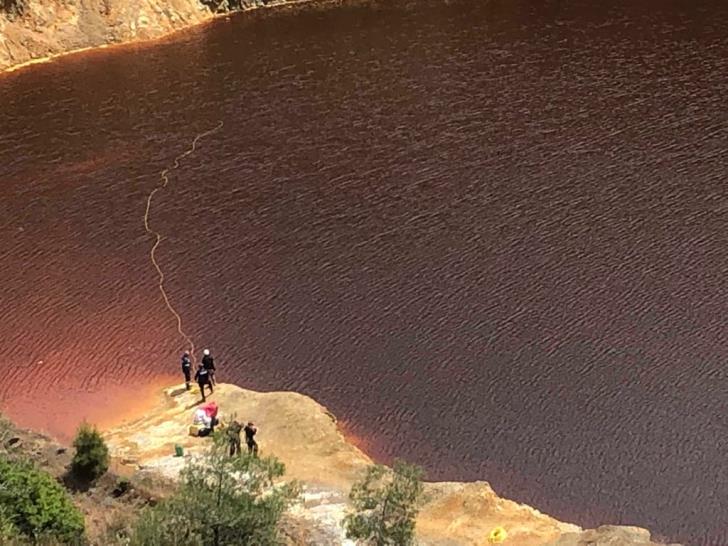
143 121 224 364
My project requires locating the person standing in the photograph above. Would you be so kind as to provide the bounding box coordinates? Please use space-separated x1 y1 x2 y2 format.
202 349 216 386
181 351 192 390
227 420 243 457
244 422 258 457
194 363 213 401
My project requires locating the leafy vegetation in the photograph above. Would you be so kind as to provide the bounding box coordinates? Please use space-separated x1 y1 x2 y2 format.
344 460 425 546
126 434 299 546
0 502 20 542
0 456 85 544
71 422 109 482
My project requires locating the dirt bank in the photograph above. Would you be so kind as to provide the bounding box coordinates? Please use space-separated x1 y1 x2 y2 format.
0 0 319 72
0 0 207 71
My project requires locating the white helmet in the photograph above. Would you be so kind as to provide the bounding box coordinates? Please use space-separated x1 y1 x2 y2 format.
203 349 210 356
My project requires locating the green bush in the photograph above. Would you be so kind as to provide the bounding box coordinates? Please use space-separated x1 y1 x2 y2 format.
344 460 425 546
128 434 299 545
0 456 85 543
0 503 20 541
71 423 109 482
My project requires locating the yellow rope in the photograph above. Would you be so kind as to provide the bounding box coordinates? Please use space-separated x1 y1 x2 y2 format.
143 121 224 364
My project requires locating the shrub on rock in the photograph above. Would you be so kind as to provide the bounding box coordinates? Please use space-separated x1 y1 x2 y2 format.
71 422 109 482
128 434 299 546
0 456 85 543
344 460 425 546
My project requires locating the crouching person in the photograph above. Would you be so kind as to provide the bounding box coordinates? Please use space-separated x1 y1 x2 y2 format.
191 402 219 437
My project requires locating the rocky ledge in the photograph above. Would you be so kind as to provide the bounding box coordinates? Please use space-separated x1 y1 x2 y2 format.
0 0 206 71
0 0 312 72
103 383 679 546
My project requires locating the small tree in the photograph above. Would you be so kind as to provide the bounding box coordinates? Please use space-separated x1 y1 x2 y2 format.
71 422 109 482
344 460 425 546
129 433 299 546
0 456 85 543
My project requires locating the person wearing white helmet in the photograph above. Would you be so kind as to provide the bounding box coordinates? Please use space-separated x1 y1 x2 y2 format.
201 349 216 386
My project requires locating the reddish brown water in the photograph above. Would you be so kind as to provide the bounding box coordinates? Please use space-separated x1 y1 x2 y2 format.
1 1 727 543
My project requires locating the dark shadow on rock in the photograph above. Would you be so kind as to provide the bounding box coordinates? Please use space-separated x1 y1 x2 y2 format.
168 386 189 397
5 436 22 449
62 469 93 493
111 478 131 498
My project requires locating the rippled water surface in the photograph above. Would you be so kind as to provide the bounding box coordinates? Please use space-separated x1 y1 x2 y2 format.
1 0 727 543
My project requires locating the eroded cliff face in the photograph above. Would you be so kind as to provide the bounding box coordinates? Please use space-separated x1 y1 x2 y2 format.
104 383 678 546
0 0 212 71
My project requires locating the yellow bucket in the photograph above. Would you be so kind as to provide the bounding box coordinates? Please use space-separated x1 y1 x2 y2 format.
488 526 507 543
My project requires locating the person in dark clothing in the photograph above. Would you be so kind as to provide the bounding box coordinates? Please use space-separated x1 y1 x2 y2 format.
194 363 213 401
227 420 243 456
181 351 192 390
244 422 258 457
202 349 216 386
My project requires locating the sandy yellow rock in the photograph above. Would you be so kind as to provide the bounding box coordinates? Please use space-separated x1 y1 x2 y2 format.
0 0 211 71
104 383 373 491
104 383 676 546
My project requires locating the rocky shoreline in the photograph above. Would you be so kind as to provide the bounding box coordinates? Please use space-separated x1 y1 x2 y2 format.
0 384 681 544
0 0 322 73
102 383 679 545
